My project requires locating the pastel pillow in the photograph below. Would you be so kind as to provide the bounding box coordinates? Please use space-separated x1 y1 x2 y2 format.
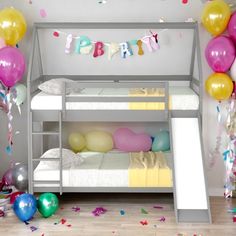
38 78 80 95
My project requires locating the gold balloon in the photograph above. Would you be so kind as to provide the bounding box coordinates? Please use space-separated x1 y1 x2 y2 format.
205 73 233 101
0 8 27 46
201 0 231 36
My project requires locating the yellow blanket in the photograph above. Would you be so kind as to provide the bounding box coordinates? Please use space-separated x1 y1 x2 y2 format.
129 151 172 187
128 88 172 110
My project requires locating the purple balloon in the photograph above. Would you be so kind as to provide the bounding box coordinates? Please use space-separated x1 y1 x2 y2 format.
205 36 235 73
228 12 236 44
2 168 13 186
0 46 25 87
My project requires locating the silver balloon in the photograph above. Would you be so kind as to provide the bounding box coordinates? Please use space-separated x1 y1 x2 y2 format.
12 164 28 191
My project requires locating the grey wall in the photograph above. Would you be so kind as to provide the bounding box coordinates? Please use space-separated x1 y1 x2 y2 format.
0 0 224 195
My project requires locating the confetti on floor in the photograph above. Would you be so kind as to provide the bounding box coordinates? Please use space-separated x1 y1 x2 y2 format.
153 205 163 209
159 216 166 222
72 206 80 212
39 9 47 18
30 226 38 232
120 209 125 216
140 220 148 226
92 207 107 216
141 208 148 214
182 0 188 4
61 218 67 224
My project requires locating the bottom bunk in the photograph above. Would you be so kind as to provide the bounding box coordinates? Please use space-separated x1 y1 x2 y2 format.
33 149 172 191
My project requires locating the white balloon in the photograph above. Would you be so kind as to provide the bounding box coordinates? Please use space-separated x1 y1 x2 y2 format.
230 58 236 81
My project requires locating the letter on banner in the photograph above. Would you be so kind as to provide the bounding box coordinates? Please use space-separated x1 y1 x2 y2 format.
65 34 73 54
75 36 92 54
141 36 159 52
137 40 144 56
108 42 120 60
120 42 133 59
93 42 105 58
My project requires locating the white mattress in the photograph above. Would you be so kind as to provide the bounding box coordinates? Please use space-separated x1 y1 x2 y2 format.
34 152 130 187
31 87 199 110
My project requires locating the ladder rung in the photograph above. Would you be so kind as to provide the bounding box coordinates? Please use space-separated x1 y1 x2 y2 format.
32 131 59 136
32 158 60 162
33 180 60 184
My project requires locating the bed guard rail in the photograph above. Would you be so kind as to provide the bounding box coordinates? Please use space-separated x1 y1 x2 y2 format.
61 80 169 118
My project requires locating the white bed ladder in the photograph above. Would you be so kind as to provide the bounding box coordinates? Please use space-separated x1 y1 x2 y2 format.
28 111 63 194
170 116 211 223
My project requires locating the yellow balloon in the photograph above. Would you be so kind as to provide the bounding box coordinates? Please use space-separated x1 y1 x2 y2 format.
201 0 231 36
68 133 86 152
0 7 27 46
205 73 233 101
85 131 113 153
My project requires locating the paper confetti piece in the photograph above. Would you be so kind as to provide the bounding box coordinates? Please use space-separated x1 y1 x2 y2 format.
120 210 125 216
140 220 148 226
30 226 38 232
66 224 72 227
72 206 80 212
53 31 60 37
159 216 166 222
182 0 188 4
141 208 148 214
92 207 107 216
41 234 44 236
61 218 66 224
40 9 47 18
153 205 163 209
233 215 236 222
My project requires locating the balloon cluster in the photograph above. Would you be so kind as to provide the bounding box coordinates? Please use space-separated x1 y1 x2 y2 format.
1 163 28 192
202 0 236 101
68 128 170 153
13 192 59 222
0 7 27 154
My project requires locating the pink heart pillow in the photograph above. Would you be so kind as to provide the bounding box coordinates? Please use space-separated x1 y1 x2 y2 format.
113 128 152 152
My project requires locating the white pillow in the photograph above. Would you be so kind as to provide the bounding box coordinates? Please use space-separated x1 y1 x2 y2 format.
38 78 79 95
40 148 84 169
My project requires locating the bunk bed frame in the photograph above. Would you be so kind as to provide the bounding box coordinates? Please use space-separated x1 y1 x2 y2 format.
27 22 210 223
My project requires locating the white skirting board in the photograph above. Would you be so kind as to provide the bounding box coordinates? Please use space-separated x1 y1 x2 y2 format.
171 118 208 210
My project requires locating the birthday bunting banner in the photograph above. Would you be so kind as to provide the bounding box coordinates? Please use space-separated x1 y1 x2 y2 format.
54 30 161 60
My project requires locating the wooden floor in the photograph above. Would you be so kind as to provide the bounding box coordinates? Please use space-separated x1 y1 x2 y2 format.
0 194 236 236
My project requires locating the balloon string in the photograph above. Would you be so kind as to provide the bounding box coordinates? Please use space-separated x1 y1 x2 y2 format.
209 102 222 168
5 88 13 155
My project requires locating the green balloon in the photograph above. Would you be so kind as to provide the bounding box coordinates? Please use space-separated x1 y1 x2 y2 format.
152 130 170 152
37 193 59 218
14 84 26 106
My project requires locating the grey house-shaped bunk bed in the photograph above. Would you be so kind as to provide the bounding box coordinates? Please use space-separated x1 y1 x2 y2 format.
27 22 211 223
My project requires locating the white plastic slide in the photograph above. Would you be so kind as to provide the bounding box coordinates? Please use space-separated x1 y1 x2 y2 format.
171 118 211 223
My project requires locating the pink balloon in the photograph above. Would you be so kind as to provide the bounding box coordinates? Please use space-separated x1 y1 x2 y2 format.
0 46 25 87
10 191 24 204
2 168 13 186
113 128 152 152
228 12 236 44
205 36 235 73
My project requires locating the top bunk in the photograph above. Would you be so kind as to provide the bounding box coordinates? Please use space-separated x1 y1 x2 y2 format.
27 22 203 122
